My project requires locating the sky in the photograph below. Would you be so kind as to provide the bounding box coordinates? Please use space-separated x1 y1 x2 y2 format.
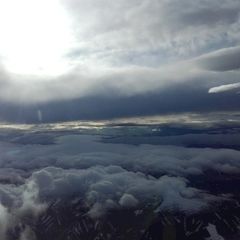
1 2 240 238
0 0 240 122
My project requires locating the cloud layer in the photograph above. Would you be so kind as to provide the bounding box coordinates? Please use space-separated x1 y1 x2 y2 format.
0 0 239 121
0 123 239 238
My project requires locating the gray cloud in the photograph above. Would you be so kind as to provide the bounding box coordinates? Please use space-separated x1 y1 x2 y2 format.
0 51 239 123
0 163 215 238
32 166 211 215
0 132 240 177
0 0 240 121
63 0 240 60
0 126 238 236
198 46 240 71
0 1 240 237
179 6 239 26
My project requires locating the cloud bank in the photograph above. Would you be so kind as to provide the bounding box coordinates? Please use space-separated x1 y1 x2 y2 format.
0 124 239 238
0 0 239 121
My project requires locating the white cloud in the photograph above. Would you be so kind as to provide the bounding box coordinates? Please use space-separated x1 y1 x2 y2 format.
29 166 214 217
0 179 45 240
209 82 240 93
0 204 10 240
119 193 139 208
0 163 215 235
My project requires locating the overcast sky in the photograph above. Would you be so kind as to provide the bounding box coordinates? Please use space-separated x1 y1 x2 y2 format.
0 0 240 122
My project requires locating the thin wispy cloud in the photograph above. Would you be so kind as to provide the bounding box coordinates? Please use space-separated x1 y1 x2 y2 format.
209 82 240 93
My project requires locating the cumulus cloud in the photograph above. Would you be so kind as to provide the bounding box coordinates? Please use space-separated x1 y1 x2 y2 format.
0 130 238 217
119 193 139 208
24 166 215 217
0 164 216 237
0 179 45 240
0 126 238 236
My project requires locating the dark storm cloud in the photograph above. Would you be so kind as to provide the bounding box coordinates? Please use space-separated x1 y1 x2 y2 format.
1 78 240 123
0 0 240 121
0 50 240 123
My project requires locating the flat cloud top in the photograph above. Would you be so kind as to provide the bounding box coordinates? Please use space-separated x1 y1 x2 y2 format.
0 124 238 238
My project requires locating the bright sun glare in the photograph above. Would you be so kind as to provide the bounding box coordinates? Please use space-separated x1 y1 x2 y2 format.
0 0 74 76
